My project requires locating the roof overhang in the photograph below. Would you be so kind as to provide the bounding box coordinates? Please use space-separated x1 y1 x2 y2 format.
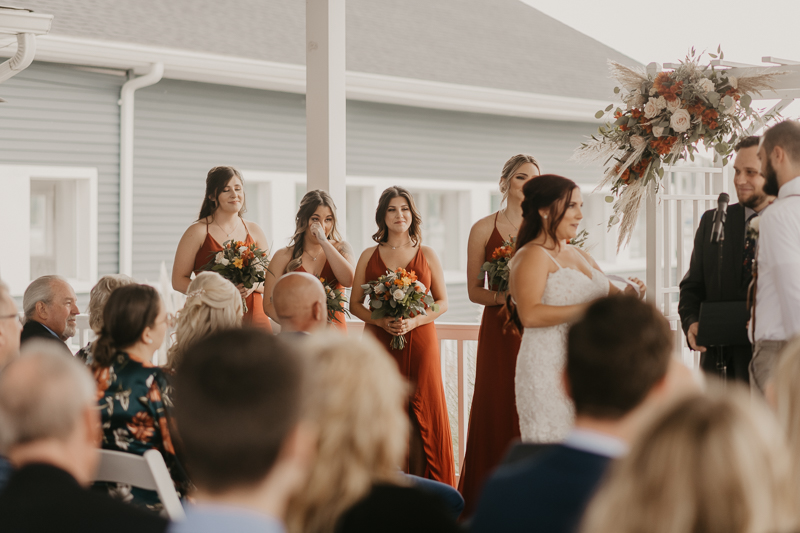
1 34 606 123
0 6 53 85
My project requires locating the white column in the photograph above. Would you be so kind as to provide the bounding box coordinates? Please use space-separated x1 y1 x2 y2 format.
306 0 347 237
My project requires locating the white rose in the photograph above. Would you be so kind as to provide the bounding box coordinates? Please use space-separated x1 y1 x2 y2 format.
670 109 692 133
328 291 336 299
238 246 248 253
655 96 667 110
698 78 715 94
414 280 427 293
630 135 646 150
649 87 657 96
392 289 405 302
643 99 659 119
652 126 665 138
666 98 682 113
215 251 224 264
728 76 738 89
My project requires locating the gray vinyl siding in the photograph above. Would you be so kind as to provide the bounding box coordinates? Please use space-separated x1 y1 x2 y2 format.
0 61 123 276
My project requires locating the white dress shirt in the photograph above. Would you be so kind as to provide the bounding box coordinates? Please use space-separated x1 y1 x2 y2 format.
562 428 628 458
755 176 800 341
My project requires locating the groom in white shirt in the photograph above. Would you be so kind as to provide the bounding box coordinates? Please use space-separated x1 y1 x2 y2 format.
750 120 800 393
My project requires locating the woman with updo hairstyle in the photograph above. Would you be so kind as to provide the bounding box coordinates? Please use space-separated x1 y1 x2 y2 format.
287 335 460 533
580 388 798 533
509 175 645 443
172 165 272 331
166 271 243 372
458 154 538 514
75 273 134 363
350 186 454 487
264 190 355 332
91 284 189 511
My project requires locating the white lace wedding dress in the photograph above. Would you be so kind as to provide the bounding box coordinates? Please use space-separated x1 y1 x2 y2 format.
515 247 609 442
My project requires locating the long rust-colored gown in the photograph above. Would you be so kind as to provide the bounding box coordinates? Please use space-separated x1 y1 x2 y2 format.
193 222 273 332
363 246 455 486
457 215 521 517
296 260 347 334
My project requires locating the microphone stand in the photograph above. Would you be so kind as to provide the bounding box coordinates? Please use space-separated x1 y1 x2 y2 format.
714 238 727 384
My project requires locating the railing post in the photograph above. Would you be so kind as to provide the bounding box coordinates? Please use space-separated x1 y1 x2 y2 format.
457 338 467 469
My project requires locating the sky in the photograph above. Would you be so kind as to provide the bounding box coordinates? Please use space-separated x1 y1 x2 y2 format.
520 0 800 118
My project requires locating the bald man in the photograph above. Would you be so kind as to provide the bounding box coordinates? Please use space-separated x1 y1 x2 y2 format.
272 272 327 335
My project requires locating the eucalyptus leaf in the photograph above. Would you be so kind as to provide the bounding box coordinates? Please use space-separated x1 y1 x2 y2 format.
605 103 614 112
373 300 383 309
614 86 620 94
595 110 605 119
605 195 614 203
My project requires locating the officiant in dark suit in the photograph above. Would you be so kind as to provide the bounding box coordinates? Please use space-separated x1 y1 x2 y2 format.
679 136 774 383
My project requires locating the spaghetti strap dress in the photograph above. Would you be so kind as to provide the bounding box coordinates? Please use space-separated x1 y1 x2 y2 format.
363 247 456 487
295 260 348 333
193 222 273 332
457 214 521 516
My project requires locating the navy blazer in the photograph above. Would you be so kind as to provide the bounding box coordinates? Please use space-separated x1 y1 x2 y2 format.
19 320 73 356
470 444 611 533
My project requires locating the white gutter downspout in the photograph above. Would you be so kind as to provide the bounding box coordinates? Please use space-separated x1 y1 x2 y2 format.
0 33 37 84
119 62 164 276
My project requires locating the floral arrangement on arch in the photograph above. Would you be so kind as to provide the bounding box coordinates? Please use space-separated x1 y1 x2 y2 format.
574 48 782 248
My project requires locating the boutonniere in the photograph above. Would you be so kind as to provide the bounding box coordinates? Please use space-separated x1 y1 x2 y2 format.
746 216 760 240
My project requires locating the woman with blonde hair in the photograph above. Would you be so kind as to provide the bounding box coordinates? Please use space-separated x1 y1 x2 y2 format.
286 335 460 533
166 271 242 372
768 336 800 505
264 190 355 332
76 273 134 362
580 386 798 533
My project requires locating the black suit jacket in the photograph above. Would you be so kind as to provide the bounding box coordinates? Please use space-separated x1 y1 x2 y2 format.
0 463 167 533
679 203 752 378
470 444 611 533
20 320 73 356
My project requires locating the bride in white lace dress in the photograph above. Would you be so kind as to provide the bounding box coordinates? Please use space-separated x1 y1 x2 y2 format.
507 175 644 443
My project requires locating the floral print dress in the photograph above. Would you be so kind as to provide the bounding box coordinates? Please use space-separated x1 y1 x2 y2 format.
94 351 190 512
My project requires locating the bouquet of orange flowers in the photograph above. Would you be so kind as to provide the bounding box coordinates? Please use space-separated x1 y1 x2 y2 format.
479 237 515 292
319 277 350 324
202 239 269 313
361 267 438 350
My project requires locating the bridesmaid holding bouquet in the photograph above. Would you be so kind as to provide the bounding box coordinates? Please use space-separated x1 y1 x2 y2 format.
172 166 272 331
350 186 455 486
457 154 539 515
264 190 355 332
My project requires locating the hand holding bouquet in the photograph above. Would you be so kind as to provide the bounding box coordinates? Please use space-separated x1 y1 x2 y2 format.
319 277 351 324
203 240 269 313
479 237 515 293
361 267 439 350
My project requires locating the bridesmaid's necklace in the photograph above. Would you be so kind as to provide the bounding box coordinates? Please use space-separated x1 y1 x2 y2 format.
502 208 519 231
215 217 240 238
304 248 323 262
386 240 412 250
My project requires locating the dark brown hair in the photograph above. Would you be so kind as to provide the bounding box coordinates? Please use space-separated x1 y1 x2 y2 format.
286 190 342 273
371 187 423 246
763 120 800 163
734 135 760 152
515 174 579 251
567 295 672 419
172 328 304 493
197 166 247 221
91 284 161 368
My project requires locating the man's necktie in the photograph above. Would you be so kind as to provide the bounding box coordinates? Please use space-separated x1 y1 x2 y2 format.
743 213 758 279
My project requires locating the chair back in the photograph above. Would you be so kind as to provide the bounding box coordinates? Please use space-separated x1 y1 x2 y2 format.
95 449 185 520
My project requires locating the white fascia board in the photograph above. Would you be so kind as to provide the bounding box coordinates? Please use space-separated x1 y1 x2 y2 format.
19 34 606 123
0 8 53 35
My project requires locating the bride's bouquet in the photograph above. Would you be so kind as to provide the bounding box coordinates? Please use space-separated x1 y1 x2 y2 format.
361 267 438 350
479 237 515 292
319 277 351 324
202 239 269 313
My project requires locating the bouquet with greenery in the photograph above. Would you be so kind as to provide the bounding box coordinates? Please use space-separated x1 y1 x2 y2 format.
319 276 350 324
203 239 269 313
361 267 438 350
479 237 515 292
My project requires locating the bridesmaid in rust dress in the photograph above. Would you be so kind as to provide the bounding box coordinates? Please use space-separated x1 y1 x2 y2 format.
264 190 355 333
172 166 272 331
458 154 539 516
350 186 455 487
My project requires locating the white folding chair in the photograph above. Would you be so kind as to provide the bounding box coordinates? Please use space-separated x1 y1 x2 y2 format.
95 449 186 521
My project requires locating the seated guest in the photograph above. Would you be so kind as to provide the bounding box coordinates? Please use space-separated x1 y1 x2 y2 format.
273 272 327 335
0 278 23 492
580 387 797 533
169 329 316 533
0 342 167 533
165 272 242 372
76 274 134 363
287 335 461 533
471 295 693 533
768 336 800 503
91 284 189 511
20 275 79 354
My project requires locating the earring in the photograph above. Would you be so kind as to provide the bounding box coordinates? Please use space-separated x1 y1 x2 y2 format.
543 215 548 219
146 339 153 345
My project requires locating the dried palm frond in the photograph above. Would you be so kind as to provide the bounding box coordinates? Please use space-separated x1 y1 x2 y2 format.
608 60 648 90
735 68 786 96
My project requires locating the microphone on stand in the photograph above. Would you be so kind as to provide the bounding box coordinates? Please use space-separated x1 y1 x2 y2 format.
710 192 729 244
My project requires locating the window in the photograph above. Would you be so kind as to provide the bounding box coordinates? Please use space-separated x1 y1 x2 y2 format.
0 166 98 296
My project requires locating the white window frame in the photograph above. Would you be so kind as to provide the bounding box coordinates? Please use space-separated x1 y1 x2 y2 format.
0 165 98 296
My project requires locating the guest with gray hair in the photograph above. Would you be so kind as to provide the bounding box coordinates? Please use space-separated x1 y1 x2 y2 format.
20 275 80 354
0 342 167 532
75 274 134 363
0 278 23 491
